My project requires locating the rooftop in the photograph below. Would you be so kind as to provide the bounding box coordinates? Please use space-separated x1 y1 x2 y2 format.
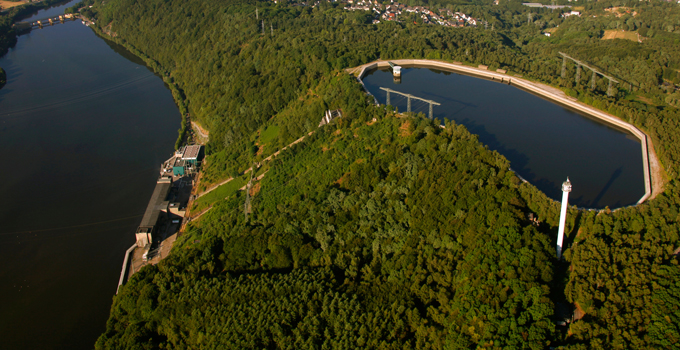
182 145 201 160
139 181 172 228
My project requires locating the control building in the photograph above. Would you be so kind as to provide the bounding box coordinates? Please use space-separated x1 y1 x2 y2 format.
162 145 204 177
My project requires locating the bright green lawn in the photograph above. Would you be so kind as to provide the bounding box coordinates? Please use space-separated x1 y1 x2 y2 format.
192 175 248 213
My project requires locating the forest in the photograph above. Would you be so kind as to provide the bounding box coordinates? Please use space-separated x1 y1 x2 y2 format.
100 100 558 349
45 0 680 348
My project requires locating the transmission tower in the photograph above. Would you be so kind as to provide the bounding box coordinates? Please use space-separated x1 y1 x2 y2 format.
244 163 257 221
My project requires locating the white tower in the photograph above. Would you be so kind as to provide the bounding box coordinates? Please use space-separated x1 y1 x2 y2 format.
556 177 572 259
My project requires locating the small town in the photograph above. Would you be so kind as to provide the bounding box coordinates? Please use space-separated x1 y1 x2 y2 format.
343 0 478 26
281 0 480 27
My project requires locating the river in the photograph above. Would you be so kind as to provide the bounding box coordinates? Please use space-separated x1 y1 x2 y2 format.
0 2 180 349
362 67 645 208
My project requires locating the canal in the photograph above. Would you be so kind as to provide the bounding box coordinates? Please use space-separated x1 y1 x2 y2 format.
361 67 645 208
0 2 181 349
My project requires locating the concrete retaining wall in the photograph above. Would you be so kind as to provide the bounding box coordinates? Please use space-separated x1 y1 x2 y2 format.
117 243 137 295
355 59 654 205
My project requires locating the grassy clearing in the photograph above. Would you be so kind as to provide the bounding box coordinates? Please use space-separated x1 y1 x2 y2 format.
192 175 248 213
602 30 639 42
634 95 660 107
259 125 280 145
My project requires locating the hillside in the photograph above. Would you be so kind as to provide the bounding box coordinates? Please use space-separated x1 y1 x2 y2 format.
78 0 680 348
99 111 557 349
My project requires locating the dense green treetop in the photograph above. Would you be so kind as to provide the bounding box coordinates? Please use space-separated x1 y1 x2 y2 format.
99 104 557 349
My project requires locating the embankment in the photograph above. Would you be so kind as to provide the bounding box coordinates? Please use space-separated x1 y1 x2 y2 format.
354 59 660 205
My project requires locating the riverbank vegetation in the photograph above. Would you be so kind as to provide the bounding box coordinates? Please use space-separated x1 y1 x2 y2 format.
0 67 5 89
59 0 680 348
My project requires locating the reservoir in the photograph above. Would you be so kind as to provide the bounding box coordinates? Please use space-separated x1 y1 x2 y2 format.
0 2 180 349
361 67 645 208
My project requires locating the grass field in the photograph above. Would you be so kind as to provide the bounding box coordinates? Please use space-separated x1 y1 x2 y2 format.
602 30 639 42
259 125 280 145
191 175 248 213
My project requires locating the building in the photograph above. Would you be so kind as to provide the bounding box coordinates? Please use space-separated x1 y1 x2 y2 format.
161 145 204 178
135 177 173 247
181 145 202 165
319 109 343 127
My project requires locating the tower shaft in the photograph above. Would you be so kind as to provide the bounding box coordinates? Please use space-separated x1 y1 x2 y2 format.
557 178 572 259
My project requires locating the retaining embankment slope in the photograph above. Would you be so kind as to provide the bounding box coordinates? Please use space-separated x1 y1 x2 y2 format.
353 59 660 205
117 243 136 294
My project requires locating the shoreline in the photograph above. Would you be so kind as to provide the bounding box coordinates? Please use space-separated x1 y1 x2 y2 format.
352 59 661 207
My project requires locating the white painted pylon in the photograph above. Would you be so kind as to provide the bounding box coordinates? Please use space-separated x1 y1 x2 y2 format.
557 177 572 259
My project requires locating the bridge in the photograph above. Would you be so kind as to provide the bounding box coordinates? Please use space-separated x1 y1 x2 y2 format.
379 87 440 119
559 52 619 96
14 14 78 30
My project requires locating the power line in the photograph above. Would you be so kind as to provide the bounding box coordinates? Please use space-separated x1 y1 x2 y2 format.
0 214 143 236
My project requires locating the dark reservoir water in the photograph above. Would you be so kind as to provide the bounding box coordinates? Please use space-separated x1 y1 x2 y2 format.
362 67 645 208
0 2 180 349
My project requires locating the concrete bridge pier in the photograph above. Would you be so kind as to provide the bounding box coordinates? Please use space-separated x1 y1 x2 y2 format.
561 57 567 78
607 80 615 97
379 87 440 119
575 65 581 83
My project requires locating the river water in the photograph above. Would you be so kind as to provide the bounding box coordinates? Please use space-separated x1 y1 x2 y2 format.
0 2 180 349
362 67 645 208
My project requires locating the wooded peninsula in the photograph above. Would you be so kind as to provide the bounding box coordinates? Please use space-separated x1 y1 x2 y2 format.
8 0 678 348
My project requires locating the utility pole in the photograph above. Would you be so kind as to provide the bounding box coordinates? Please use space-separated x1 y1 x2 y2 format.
262 20 265 35
256 7 258 20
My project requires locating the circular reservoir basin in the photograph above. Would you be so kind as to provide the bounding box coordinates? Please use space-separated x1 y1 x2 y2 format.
360 67 645 209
